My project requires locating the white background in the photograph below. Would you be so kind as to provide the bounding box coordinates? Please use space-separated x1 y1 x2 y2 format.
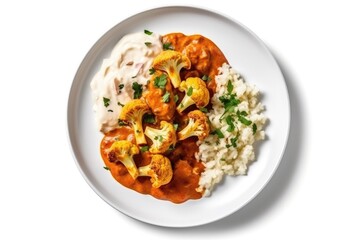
1 0 359 239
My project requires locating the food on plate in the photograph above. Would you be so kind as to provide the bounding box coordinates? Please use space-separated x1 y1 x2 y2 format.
144 121 177 154
152 50 191 88
177 110 210 141
138 154 173 188
90 32 162 133
119 99 150 145
90 30 266 203
108 140 139 179
176 77 210 113
144 72 176 121
196 64 266 196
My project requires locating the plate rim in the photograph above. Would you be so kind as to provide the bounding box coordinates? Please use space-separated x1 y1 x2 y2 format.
67 4 291 227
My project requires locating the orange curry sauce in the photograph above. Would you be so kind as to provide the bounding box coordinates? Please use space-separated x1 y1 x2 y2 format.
100 33 228 203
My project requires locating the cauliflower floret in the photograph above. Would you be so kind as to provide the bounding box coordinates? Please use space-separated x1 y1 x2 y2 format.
119 99 150 145
144 121 177 154
177 77 210 113
177 110 210 141
108 140 139 179
152 50 191 88
138 154 173 188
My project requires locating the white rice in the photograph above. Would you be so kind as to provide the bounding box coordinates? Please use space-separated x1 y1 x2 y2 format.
196 63 266 196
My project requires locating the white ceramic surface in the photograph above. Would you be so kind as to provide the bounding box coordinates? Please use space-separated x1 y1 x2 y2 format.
67 6 290 227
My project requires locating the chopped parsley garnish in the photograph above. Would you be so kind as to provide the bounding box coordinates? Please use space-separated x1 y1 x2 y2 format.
143 113 155 124
238 110 248 116
227 80 234 93
219 94 240 110
149 67 155 75
225 115 235 132
187 86 193 96
199 107 208 113
117 102 124 107
162 91 171 103
107 109 113 112
118 119 127 126
174 94 179 103
103 166 110 170
202 75 210 81
238 114 252 126
154 135 163 142
219 94 241 120
144 29 153 35
214 128 225 138
132 82 143 99
118 84 124 93
103 97 110 107
140 146 149 152
154 74 167 89
145 42 152 47
252 123 257 135
163 42 174 50
226 136 238 148
173 123 179 131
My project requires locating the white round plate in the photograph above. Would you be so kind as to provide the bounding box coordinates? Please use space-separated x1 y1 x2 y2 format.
67 6 290 227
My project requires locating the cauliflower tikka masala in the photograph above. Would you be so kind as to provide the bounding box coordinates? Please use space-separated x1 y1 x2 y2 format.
97 31 228 203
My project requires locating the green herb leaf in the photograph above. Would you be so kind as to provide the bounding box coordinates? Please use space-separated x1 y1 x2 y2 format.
154 135 163 142
144 29 153 35
118 84 124 93
103 97 110 107
107 109 113 112
118 119 127 126
173 123 179 131
202 75 210 81
225 115 235 132
162 91 171 103
117 102 124 107
214 128 225 138
187 86 193 96
145 42 152 47
238 115 252 126
219 94 240 119
230 136 238 147
199 107 208 113
140 146 149 152
163 42 173 50
174 94 179 103
227 80 234 93
238 110 248 116
252 123 257 135
103 166 110 170
149 67 155 75
143 113 155 124
154 74 167 89
132 82 143 99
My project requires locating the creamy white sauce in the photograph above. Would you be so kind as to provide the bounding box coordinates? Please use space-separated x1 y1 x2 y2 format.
90 32 162 133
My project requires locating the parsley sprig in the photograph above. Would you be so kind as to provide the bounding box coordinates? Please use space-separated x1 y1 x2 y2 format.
154 74 167 89
132 82 143 99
